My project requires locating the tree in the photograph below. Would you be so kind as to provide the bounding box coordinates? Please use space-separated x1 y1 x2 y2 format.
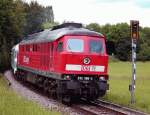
86 23 101 32
23 1 54 35
43 21 59 29
23 1 45 35
0 0 25 70
116 38 131 61
137 27 150 61
137 43 150 61
101 23 130 43
43 6 54 23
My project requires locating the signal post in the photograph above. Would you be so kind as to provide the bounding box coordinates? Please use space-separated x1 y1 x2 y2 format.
129 20 139 104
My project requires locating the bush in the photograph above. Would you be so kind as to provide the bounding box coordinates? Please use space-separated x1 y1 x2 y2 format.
137 43 150 61
115 38 131 61
0 52 10 72
109 55 119 63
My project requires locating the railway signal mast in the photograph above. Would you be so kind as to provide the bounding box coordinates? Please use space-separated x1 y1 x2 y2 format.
129 20 139 104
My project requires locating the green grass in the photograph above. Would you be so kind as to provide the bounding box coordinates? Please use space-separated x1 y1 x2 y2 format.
102 61 150 113
0 74 60 115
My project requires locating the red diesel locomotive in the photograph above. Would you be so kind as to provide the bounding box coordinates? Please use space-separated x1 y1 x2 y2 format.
11 23 109 103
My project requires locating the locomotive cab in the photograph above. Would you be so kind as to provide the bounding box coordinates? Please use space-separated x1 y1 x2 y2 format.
56 35 108 77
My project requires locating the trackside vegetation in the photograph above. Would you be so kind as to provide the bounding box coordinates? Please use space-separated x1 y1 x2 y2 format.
0 74 60 115
102 61 150 114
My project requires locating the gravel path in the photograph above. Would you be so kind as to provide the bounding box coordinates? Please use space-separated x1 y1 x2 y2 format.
4 70 81 115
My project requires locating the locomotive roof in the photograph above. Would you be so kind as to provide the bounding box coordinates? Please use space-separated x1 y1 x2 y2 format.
20 27 104 45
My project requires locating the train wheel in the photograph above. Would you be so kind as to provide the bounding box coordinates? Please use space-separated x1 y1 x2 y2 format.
62 94 71 106
50 88 57 100
43 79 49 94
14 72 19 80
56 91 72 105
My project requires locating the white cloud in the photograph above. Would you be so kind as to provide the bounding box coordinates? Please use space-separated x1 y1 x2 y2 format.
24 0 150 27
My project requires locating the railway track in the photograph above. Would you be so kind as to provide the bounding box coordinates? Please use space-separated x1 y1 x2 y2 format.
72 99 149 115
73 104 123 115
4 70 149 115
72 99 126 115
92 100 149 115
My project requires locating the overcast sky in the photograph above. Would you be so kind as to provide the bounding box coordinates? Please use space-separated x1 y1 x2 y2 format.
24 0 150 27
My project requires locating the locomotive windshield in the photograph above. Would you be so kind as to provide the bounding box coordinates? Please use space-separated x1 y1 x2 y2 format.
67 39 84 52
89 39 103 53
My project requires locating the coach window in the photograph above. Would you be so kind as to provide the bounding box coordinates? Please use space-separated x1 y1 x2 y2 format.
57 42 63 52
37 45 40 52
28 45 30 52
26 45 30 52
33 44 37 52
22 46 24 52
26 46 27 52
23 46 25 52
35 45 38 52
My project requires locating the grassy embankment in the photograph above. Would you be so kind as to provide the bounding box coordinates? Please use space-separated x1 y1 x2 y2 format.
102 61 150 113
0 74 60 115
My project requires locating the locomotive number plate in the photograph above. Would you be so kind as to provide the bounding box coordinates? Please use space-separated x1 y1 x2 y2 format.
81 65 96 71
66 64 105 72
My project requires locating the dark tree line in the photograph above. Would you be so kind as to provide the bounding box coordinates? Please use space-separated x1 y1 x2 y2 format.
0 0 25 71
0 0 54 71
86 23 150 61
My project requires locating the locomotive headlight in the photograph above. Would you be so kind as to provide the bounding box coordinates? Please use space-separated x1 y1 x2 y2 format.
64 75 71 80
66 75 70 80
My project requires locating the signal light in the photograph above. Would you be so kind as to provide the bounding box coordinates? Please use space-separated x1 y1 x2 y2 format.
130 20 139 39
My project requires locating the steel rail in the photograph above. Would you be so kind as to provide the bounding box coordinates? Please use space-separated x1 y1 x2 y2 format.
92 100 149 115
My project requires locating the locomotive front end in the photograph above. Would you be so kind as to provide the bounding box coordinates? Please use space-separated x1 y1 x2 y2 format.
60 35 109 100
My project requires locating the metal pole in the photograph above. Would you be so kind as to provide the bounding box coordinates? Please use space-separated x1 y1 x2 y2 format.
130 38 137 103
130 20 139 104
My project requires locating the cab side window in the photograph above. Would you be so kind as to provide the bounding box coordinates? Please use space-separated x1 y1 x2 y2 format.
57 42 63 52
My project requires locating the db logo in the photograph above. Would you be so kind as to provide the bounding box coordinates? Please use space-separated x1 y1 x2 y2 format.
23 56 29 64
83 58 90 64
